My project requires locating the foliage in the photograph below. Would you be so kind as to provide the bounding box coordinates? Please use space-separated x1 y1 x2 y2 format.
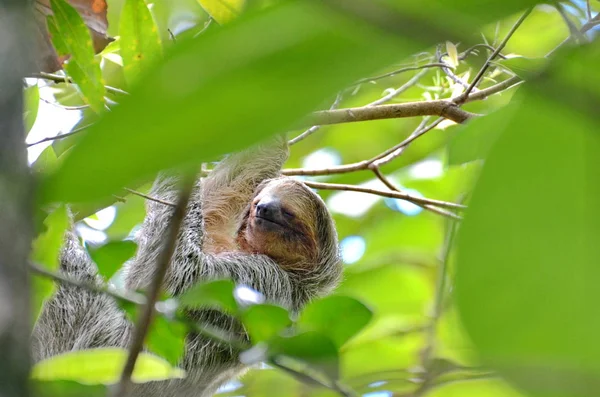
23 0 600 397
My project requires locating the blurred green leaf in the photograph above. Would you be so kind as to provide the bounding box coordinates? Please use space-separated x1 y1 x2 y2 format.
178 279 238 313
88 240 137 279
297 295 372 348
493 56 546 79
31 348 185 384
120 0 163 86
32 146 59 175
427 378 523 397
447 106 517 165
47 0 106 113
339 263 431 320
197 0 245 24
32 380 107 397
456 44 600 397
146 315 187 365
30 205 69 322
38 1 439 205
242 304 291 343
24 84 40 135
269 332 340 382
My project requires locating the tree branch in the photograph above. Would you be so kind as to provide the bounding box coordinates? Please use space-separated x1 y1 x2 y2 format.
124 188 176 207
113 175 195 397
27 124 92 147
457 8 532 102
308 100 476 127
303 181 466 211
284 118 443 177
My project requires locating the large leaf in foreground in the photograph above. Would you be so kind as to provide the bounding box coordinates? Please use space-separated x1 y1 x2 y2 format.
31 348 185 384
456 44 600 397
38 1 437 205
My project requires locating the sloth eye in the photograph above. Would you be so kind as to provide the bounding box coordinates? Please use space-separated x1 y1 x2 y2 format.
282 209 295 219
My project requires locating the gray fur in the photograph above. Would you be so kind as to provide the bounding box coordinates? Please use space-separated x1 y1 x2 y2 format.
32 143 342 397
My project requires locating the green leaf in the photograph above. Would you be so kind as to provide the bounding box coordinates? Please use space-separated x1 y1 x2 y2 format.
445 41 459 68
48 0 105 113
32 146 59 175
269 332 339 382
455 44 600 397
30 205 69 322
31 348 185 384
32 380 106 397
197 0 245 24
24 84 40 135
297 295 372 348
38 1 433 205
88 240 137 279
493 56 547 79
242 304 291 343
120 0 163 87
146 315 187 365
447 105 517 165
178 279 238 313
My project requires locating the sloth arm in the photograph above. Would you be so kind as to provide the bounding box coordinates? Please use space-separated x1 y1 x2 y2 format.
126 139 308 308
32 229 132 361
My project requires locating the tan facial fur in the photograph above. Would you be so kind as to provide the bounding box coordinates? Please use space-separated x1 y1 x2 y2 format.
237 178 320 270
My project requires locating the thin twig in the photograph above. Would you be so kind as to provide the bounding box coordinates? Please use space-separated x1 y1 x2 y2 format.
367 68 429 107
26 124 91 147
354 63 449 85
554 2 586 43
462 75 522 103
284 118 443 177
41 97 89 110
370 167 462 220
124 188 176 207
289 93 343 145
113 175 195 397
29 262 145 305
31 72 129 96
546 12 600 56
457 8 532 102
271 359 358 397
370 118 444 168
303 180 466 210
29 262 246 349
194 17 213 38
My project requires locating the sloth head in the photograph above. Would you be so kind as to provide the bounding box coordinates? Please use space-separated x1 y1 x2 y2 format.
237 177 341 289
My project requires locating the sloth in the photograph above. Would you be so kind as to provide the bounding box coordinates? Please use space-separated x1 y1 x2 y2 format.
32 140 342 397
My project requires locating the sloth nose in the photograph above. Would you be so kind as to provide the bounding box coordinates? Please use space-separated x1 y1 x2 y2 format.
256 197 282 219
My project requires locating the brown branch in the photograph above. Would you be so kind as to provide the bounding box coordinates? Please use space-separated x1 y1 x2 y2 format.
303 180 466 210
290 69 429 145
113 175 195 397
308 100 476 127
370 167 462 220
462 75 522 103
457 8 532 102
284 118 443 177
369 118 444 168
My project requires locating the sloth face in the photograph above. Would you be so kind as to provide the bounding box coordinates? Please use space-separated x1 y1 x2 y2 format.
239 178 319 269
